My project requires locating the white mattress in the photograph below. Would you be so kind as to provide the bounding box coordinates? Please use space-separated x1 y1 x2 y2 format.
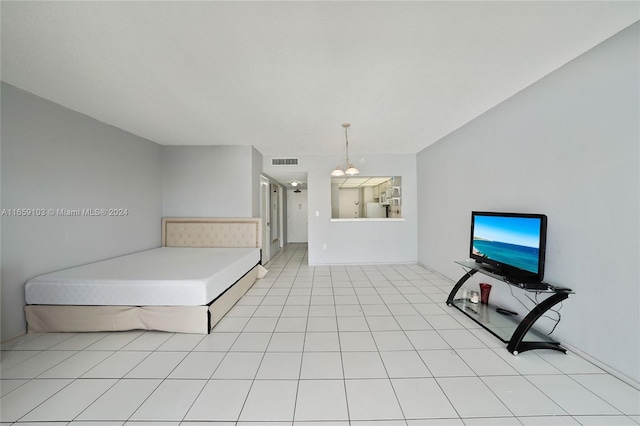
25 247 260 306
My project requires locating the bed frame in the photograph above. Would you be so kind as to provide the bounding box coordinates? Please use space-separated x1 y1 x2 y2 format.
24 217 262 334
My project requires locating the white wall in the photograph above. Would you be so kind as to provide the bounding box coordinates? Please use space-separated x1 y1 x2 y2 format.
417 23 639 384
1 83 163 340
251 147 263 218
162 145 258 218
266 153 418 265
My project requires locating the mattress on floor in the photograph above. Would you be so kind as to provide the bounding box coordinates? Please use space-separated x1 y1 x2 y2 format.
25 247 261 306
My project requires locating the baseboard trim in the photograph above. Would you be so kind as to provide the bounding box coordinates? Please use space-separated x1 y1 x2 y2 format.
418 261 640 391
562 342 640 391
308 261 420 266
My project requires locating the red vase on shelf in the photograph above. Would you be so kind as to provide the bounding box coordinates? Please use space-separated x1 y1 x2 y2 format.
479 283 492 305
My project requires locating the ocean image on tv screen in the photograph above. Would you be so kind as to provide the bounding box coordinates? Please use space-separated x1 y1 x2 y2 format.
473 216 541 274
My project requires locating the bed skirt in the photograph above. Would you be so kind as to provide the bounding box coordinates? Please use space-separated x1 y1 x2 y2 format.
25 264 259 334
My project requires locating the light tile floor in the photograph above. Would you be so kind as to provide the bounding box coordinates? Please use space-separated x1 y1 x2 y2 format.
1 243 639 425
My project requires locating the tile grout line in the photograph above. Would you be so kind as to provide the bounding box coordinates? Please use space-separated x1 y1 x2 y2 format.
2 244 638 424
236 242 305 423
332 264 352 425
234 243 297 423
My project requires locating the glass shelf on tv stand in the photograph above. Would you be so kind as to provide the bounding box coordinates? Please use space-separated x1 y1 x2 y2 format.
447 260 574 355
450 298 557 345
453 260 572 293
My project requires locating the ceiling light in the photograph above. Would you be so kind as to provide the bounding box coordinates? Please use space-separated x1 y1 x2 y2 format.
331 167 345 177
330 123 359 176
291 181 298 187
345 165 359 176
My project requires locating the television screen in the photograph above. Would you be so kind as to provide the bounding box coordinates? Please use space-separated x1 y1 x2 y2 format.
470 211 547 281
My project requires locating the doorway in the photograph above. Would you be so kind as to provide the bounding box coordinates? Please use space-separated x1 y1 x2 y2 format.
260 175 271 263
338 188 361 218
270 183 281 256
287 189 308 243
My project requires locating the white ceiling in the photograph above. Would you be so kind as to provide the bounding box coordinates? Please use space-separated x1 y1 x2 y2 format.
1 1 638 159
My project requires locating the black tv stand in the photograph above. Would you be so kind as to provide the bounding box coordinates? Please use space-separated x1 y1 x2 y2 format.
446 261 574 355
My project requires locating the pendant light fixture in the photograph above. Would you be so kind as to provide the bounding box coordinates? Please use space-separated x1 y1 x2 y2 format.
331 123 360 176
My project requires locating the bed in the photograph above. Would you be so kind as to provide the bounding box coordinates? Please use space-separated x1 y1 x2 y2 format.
24 217 263 334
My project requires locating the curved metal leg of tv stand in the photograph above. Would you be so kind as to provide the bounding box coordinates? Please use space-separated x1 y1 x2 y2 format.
507 291 570 355
446 268 478 306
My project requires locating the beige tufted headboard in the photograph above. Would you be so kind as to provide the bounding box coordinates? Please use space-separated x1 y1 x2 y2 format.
162 218 262 248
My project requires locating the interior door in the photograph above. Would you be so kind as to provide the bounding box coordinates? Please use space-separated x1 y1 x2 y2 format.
270 183 280 257
338 188 360 218
287 189 308 243
270 183 279 243
260 176 270 263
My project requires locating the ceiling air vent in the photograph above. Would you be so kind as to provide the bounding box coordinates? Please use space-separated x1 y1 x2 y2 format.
271 158 299 166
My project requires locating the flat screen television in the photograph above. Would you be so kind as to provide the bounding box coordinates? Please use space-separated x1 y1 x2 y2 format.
470 211 547 282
